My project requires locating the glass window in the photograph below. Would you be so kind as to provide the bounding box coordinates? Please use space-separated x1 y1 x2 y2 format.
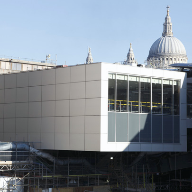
17 63 21 71
129 76 139 113
116 74 128 112
12 63 17 70
163 80 173 115
27 65 32 70
174 80 180 115
108 74 116 111
152 78 162 114
22 64 28 71
1 62 6 69
140 77 151 113
187 83 192 118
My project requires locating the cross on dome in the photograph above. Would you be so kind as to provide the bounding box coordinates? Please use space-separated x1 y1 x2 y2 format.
166 5 170 16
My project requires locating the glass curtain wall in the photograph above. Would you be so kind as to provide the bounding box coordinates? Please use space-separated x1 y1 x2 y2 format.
129 76 139 113
187 83 192 118
163 79 173 143
116 75 128 112
163 80 173 115
140 77 151 113
108 73 180 143
152 79 162 114
152 79 162 142
108 74 116 111
174 80 180 143
173 80 180 115
140 77 151 142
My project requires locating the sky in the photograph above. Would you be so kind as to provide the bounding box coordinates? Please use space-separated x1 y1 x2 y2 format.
0 0 191 66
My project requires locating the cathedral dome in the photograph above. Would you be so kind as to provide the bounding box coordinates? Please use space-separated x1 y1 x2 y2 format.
148 36 187 58
147 6 188 68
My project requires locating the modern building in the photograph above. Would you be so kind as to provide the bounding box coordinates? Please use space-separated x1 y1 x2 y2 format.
0 62 187 152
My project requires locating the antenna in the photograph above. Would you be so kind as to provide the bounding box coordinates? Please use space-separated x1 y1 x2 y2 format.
46 54 51 61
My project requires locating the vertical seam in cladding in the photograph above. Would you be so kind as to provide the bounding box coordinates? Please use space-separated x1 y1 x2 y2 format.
115 73 117 142
162 78 163 143
151 77 152 144
27 73 29 143
15 75 17 142
179 80 181 144
40 71 42 149
84 65 86 151
139 76 141 143
3 75 5 140
172 80 174 144
127 75 129 143
54 69 56 149
69 67 71 149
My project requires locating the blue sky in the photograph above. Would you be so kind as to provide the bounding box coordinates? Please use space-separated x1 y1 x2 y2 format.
0 0 191 65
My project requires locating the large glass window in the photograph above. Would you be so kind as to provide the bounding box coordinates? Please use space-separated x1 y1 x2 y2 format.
187 83 192 118
129 76 139 113
108 74 116 111
152 78 162 114
174 80 180 115
116 74 128 112
163 80 173 115
108 73 181 144
140 77 151 113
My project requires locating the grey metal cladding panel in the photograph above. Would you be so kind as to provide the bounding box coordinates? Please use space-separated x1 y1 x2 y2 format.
163 115 173 143
108 112 115 142
140 114 151 142
129 113 139 142
174 116 180 143
152 115 162 143
116 113 128 142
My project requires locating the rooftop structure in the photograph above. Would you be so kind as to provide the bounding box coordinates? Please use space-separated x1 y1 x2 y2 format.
0 57 56 74
86 48 93 64
124 43 138 66
147 6 188 68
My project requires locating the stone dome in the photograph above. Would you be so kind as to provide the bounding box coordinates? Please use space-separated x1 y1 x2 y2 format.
146 6 188 68
148 36 187 59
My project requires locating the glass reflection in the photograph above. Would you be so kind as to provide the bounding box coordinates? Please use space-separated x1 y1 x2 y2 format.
163 80 173 115
108 74 116 111
187 83 192 118
140 77 151 113
116 75 128 112
129 76 139 113
174 80 180 115
152 78 162 114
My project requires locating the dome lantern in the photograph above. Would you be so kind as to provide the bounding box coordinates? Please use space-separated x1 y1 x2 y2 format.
162 6 173 37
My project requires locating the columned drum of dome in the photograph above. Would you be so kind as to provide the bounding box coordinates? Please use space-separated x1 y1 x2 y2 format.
147 7 188 69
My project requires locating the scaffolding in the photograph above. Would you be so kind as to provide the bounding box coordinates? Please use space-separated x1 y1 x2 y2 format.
0 142 191 192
